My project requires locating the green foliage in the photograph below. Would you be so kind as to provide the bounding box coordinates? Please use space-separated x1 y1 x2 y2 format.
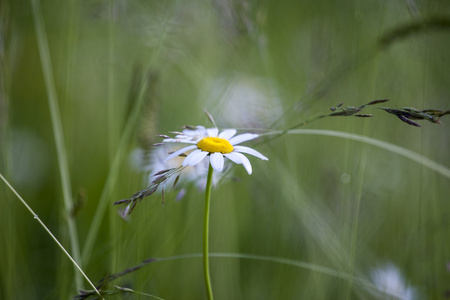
1 0 450 299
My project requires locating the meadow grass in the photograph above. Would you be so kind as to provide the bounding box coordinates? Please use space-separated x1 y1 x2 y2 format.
1 0 450 299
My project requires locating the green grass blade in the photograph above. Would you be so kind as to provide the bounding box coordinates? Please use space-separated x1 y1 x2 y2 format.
30 0 82 290
0 173 102 299
283 129 450 179
81 0 180 265
128 252 400 299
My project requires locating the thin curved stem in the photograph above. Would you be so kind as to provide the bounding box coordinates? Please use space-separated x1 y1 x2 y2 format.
203 164 214 300
259 129 450 180
0 173 103 299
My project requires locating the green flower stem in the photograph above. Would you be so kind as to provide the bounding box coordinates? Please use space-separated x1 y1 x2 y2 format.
203 164 214 300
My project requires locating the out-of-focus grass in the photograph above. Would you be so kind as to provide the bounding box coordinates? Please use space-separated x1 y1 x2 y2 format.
1 0 450 299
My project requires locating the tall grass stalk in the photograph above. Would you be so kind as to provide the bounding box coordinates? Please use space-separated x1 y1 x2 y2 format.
107 0 118 162
107 0 121 281
30 0 82 290
273 157 378 298
0 5 15 299
346 125 368 299
80 60 160 264
81 1 179 265
81 92 144 264
0 173 102 298
346 50 383 299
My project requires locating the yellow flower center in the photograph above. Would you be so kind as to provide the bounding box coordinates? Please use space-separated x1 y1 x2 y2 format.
197 137 234 154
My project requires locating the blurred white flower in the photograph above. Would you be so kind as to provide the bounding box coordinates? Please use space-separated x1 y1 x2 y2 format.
202 75 283 129
371 263 417 300
130 144 220 200
149 143 219 193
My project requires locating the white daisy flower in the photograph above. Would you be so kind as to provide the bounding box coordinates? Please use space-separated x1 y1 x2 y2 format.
163 127 268 175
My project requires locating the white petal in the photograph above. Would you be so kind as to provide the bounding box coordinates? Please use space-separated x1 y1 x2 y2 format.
233 145 268 160
206 128 219 137
224 152 252 175
183 125 205 135
239 155 252 175
164 145 197 162
223 152 243 164
163 138 197 144
182 149 208 167
162 138 176 142
210 152 224 172
183 126 207 139
228 133 258 145
218 129 237 140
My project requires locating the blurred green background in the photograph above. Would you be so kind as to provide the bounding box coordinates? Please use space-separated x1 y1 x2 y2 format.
1 0 450 299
